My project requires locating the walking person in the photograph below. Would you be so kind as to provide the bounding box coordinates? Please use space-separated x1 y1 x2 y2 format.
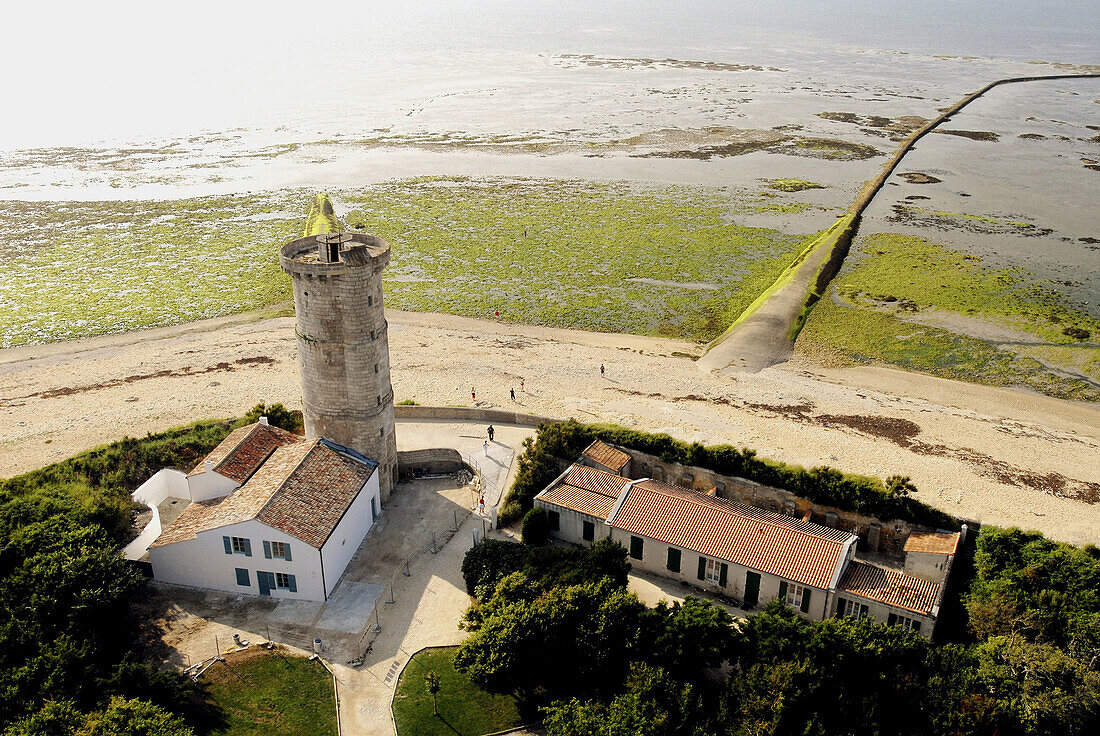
472 387 476 402
600 363 605 378
487 425 495 442
483 440 489 456
510 387 516 402
520 378 525 393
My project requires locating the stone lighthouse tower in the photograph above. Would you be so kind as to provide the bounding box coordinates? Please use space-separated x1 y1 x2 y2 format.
280 232 399 500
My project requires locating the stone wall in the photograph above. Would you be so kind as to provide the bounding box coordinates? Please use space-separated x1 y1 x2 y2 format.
393 406 559 427
620 448 916 558
397 448 466 478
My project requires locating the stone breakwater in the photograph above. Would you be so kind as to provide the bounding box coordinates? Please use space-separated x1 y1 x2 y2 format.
700 72 1100 375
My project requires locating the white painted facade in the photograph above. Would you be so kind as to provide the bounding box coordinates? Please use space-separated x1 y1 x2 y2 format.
125 468 189 561
904 550 951 582
834 592 935 636
186 464 237 501
148 468 381 602
320 471 380 597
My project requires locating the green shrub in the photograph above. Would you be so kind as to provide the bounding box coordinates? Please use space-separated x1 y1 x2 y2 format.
460 538 630 600
236 403 303 433
521 508 549 545
501 420 956 529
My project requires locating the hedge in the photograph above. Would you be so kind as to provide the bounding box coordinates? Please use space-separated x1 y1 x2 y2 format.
499 419 957 529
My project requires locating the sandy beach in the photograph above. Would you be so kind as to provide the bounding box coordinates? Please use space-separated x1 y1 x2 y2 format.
1 309 1097 545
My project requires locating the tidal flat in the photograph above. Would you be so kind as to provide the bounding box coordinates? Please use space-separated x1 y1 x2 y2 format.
795 233 1100 401
0 178 829 348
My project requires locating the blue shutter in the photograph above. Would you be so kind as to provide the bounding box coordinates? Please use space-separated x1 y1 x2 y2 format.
263 541 272 559
287 574 297 593
223 536 232 554
243 538 252 557
283 544 291 562
778 581 788 602
697 556 706 581
888 612 898 626
801 588 812 613
235 568 250 587
719 563 728 588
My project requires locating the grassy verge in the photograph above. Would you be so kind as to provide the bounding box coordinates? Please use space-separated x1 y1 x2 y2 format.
201 649 336 736
393 646 522 736
794 232 1100 401
0 178 826 348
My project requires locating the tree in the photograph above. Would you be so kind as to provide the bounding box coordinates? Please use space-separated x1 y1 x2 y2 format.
640 597 735 682
885 475 917 498
425 671 441 716
521 508 549 545
236 403 302 433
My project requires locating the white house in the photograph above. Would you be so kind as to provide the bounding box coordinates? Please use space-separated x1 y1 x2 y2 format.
145 421 381 601
535 461 954 638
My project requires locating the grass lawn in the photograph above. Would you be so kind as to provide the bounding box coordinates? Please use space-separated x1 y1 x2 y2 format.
201 649 337 736
392 646 523 736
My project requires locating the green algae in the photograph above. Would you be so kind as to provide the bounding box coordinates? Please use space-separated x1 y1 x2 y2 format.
302 193 343 236
794 232 1100 401
767 179 826 192
0 178 818 348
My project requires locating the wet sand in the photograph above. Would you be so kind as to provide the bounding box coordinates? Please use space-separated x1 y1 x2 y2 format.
1 310 1096 545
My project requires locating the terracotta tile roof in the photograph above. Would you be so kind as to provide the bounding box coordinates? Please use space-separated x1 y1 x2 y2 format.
539 486 618 518
612 479 854 589
537 464 630 518
839 561 941 615
581 439 631 473
154 439 375 549
188 422 303 483
905 531 960 556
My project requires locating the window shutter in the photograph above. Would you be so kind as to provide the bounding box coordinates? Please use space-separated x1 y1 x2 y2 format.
719 563 728 588
287 574 297 593
697 556 707 581
778 581 788 601
284 544 292 562
263 541 272 559
835 597 846 617
888 612 898 626
243 539 252 557
223 536 232 555
800 588 812 613
235 568 250 587
666 548 681 573
630 536 643 560
911 620 921 635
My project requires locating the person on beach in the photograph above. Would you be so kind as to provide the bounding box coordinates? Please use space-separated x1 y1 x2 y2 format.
483 440 489 456
600 363 605 377
510 387 516 402
487 425 495 442
520 379 525 392
472 388 476 402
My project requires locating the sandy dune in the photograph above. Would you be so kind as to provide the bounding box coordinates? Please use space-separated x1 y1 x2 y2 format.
1 309 1097 544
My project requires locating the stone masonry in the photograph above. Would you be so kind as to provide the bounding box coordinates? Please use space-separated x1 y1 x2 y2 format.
280 233 399 500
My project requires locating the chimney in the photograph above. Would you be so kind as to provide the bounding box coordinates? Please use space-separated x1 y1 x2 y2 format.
259 416 269 426
704 486 717 497
802 510 812 523
204 459 214 472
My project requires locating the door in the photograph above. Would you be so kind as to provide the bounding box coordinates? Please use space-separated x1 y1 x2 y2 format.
744 571 761 608
258 571 274 596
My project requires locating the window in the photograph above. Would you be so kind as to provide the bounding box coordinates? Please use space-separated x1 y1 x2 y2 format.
370 330 376 341
705 558 722 583
374 363 379 374
263 540 292 561
666 547 681 573
371 496 378 523
368 296 373 306
547 511 560 531
275 572 297 592
582 520 595 541
785 583 812 612
235 568 250 587
629 535 644 560
377 395 382 406
223 536 252 556
839 597 870 619
380 428 385 437
889 613 921 633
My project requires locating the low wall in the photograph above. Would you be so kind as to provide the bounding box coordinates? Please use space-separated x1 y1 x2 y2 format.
394 405 559 427
621 448 916 557
397 448 466 478
124 468 189 561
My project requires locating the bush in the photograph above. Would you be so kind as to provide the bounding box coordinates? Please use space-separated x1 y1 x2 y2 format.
500 420 956 529
461 538 631 600
521 508 549 545
236 403 303 433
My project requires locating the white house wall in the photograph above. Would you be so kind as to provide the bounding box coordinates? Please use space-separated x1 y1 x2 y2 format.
320 470 380 598
149 519 325 601
186 470 238 502
536 500 613 545
125 469 190 561
606 526 830 621
904 551 951 582
834 593 935 638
